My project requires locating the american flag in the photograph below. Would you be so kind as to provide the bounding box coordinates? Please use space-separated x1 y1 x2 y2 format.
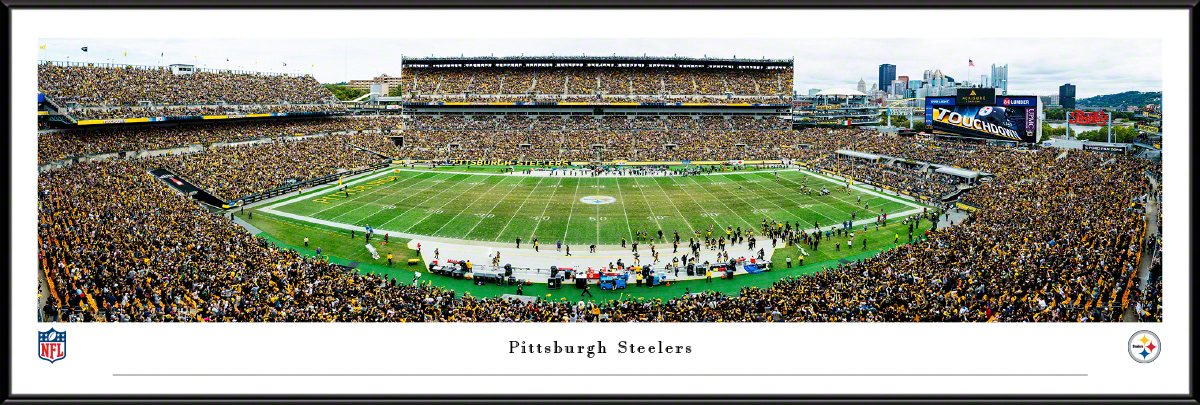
969 59 975 67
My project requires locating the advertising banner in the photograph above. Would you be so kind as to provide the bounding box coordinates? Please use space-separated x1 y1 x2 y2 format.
928 104 1036 143
955 88 996 106
1082 144 1129 154
1070 110 1108 126
926 96 1039 143
1137 125 1161 133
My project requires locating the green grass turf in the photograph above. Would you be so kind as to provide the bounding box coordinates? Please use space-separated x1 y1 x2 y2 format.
768 218 934 267
403 164 790 175
270 168 922 246
244 207 938 303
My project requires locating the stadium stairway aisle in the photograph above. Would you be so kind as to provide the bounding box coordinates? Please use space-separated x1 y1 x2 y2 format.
1124 174 1160 322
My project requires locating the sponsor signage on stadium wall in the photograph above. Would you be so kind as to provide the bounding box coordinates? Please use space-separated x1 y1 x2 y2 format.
1137 125 1161 133
1069 110 1109 126
1082 144 1129 154
955 88 996 106
74 111 334 125
925 96 1039 144
450 160 571 166
404 102 789 107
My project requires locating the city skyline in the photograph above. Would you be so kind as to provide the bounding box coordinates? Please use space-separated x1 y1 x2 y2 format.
36 37 1161 98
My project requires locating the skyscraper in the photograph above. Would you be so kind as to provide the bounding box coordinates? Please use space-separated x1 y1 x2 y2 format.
991 64 1009 95
857 78 866 93
878 64 896 93
808 88 822 96
894 75 909 96
1059 83 1076 109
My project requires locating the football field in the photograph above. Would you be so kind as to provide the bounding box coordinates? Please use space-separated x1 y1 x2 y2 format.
266 167 925 246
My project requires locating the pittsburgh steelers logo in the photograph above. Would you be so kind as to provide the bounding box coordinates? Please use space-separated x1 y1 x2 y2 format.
1128 330 1160 363
580 196 616 205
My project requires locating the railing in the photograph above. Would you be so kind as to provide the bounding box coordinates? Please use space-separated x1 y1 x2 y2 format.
233 161 391 206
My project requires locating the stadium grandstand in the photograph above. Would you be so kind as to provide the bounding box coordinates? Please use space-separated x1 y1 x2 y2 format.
36 53 1163 324
37 61 345 127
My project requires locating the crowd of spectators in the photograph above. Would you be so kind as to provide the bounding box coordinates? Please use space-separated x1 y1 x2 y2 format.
149 133 392 201
402 94 790 105
68 104 346 121
38 116 403 165
39 64 337 106
37 120 1159 322
399 66 795 100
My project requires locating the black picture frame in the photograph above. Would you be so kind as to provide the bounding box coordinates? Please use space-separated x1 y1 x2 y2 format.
4 1 1195 404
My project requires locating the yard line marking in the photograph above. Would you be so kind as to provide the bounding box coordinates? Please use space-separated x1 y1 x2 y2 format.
737 173 840 224
357 173 461 230
527 177 564 240
779 170 920 219
612 176 634 242
322 172 450 225
425 175 511 235
771 172 858 219
459 176 529 239
660 176 721 231
561 176 582 242
682 175 757 231
315 172 447 224
492 176 544 241
595 177 601 245
265 165 398 211
379 174 477 231
703 174 812 227
324 172 439 222
299 170 422 217
629 177 669 232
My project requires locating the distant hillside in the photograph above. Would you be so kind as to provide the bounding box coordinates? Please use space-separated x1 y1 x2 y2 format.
1077 91 1162 108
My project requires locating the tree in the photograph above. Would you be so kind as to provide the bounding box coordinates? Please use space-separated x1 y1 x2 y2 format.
388 84 404 97
323 83 367 101
1041 122 1073 140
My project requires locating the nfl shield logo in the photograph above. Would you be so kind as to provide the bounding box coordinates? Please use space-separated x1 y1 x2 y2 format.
38 328 66 364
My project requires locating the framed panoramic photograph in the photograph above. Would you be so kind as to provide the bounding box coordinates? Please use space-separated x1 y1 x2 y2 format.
6 3 1194 404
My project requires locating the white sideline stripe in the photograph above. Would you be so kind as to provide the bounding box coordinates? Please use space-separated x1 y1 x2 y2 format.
799 169 923 209
258 167 934 249
385 167 783 178
264 166 398 211
740 173 839 224
323 172 444 222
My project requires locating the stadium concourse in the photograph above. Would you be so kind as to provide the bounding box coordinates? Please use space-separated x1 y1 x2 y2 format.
36 57 1162 323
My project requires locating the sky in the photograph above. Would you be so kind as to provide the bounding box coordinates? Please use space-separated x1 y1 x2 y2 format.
37 38 1161 99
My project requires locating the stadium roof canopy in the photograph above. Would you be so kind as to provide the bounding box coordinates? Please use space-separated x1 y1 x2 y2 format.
816 88 868 96
836 149 882 161
402 55 793 68
933 166 983 179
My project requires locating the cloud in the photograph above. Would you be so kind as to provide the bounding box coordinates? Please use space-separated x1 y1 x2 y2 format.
38 37 1160 98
